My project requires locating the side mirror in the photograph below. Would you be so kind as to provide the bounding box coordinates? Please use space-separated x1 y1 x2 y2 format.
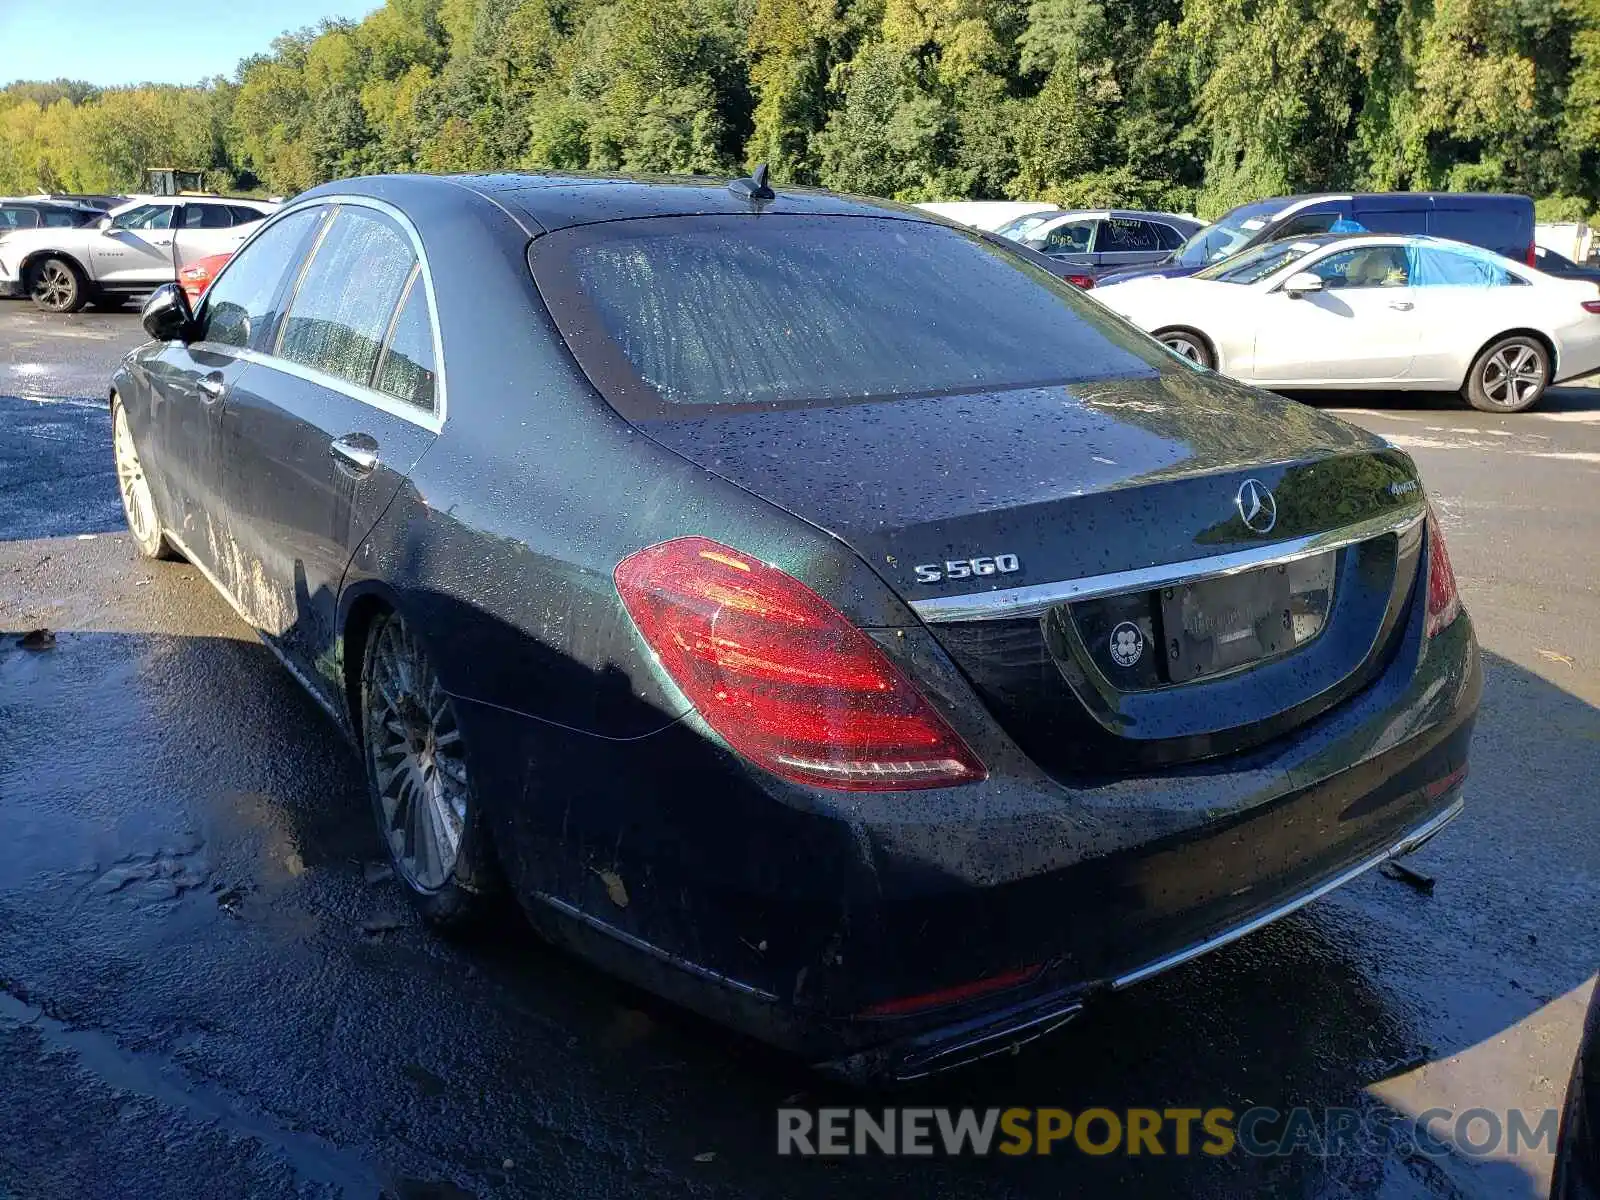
141 283 194 342
96 215 113 231
1283 271 1324 298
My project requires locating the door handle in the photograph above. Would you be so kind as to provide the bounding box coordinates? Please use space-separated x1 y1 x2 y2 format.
330 435 379 474
197 375 225 403
1388 300 1414 311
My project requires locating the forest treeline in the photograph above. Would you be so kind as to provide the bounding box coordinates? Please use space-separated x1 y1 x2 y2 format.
3 0 1599 220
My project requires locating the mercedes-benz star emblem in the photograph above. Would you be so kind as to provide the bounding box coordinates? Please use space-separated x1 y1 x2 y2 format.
1235 478 1278 534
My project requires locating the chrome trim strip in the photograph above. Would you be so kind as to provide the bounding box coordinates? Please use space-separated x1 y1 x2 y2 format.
533 891 780 1002
893 1003 1084 1082
1111 794 1464 990
195 193 447 435
908 503 1425 623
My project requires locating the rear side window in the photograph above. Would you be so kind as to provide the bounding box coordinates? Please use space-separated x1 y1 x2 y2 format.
533 215 1164 414
45 209 81 227
1407 246 1525 287
183 204 233 229
0 207 39 228
374 268 438 410
277 207 417 388
198 208 323 350
1101 219 1162 252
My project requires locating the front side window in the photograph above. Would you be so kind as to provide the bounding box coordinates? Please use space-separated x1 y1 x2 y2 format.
277 207 417 388
1306 245 1411 289
1100 219 1162 252
1407 246 1524 288
1273 211 1341 240
374 269 438 410
228 205 269 226
112 204 175 231
198 208 323 350
535 214 1167 414
182 204 233 229
1171 197 1285 266
1033 219 1096 254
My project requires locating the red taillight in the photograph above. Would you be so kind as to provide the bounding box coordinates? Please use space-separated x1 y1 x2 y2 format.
1064 273 1095 289
1581 299 1600 314
613 537 987 791
1527 241 1538 268
1424 508 1461 638
858 964 1042 1017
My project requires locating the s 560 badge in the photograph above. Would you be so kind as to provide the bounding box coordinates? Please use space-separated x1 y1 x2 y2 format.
914 554 1021 584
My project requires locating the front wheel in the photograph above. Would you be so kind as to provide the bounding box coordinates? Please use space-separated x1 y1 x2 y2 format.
111 398 181 560
361 611 500 929
1463 335 1549 413
1153 327 1216 370
27 256 87 313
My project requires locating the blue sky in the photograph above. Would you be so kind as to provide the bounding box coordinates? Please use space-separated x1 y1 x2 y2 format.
0 0 382 88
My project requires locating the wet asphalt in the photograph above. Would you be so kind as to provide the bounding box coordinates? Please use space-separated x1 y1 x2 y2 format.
1 304 1597 1199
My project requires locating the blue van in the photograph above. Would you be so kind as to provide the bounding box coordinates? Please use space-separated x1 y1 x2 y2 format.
1097 192 1535 286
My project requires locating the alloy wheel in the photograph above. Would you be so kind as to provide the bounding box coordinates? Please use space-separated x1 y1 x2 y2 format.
31 261 76 312
1161 333 1207 365
1480 344 1545 409
112 405 158 549
365 618 469 893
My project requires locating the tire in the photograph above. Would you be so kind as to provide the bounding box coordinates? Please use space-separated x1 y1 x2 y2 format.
1153 327 1215 370
360 610 501 929
27 256 88 314
1462 334 1550 413
110 398 182 561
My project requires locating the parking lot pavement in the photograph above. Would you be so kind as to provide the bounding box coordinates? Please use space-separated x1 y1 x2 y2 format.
1 304 1597 1198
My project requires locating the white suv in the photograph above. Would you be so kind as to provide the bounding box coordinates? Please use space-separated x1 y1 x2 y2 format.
0 195 278 313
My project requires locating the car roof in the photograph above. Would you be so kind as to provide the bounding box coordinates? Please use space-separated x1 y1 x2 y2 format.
298 171 939 234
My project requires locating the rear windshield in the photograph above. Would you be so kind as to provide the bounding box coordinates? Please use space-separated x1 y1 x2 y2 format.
530 215 1167 416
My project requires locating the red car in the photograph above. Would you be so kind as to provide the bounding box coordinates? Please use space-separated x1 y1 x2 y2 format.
178 253 231 304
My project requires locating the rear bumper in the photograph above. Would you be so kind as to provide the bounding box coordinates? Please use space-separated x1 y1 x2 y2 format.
466 608 1480 1081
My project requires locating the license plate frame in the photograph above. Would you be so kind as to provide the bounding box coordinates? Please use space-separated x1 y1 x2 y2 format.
1161 564 1295 681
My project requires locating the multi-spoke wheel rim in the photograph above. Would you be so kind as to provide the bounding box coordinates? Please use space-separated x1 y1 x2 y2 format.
365 620 468 892
1481 344 1544 408
1161 334 1206 365
112 406 157 547
32 262 75 311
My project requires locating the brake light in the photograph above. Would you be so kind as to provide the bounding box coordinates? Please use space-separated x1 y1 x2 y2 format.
1527 241 1538 267
1582 299 1600 314
614 537 987 791
1064 273 1095 290
1424 508 1461 638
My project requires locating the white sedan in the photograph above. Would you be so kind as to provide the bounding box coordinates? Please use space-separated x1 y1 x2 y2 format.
1095 233 1600 412
0 195 277 314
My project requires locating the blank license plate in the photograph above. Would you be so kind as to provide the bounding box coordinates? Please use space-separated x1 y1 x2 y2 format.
1161 565 1296 680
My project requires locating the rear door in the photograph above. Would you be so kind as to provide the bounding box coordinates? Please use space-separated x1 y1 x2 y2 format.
1249 244 1420 383
219 201 441 708
90 202 180 283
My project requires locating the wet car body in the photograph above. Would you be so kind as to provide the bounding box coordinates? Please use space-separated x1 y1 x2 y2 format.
1555 982 1600 1200
110 173 1480 1082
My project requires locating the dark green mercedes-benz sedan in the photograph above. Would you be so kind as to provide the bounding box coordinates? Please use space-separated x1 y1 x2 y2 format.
108 170 1480 1082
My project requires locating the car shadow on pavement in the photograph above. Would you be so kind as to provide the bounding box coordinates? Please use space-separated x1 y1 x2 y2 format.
1283 383 1600 417
2 537 1594 1200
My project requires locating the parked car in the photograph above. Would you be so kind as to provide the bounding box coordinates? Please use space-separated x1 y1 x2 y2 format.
1536 244 1600 284
1096 232 1600 412
915 201 1057 232
178 252 232 305
1553 982 1600 1200
1 199 106 229
112 172 1479 1082
996 209 1204 278
1099 192 1536 286
0 195 277 312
